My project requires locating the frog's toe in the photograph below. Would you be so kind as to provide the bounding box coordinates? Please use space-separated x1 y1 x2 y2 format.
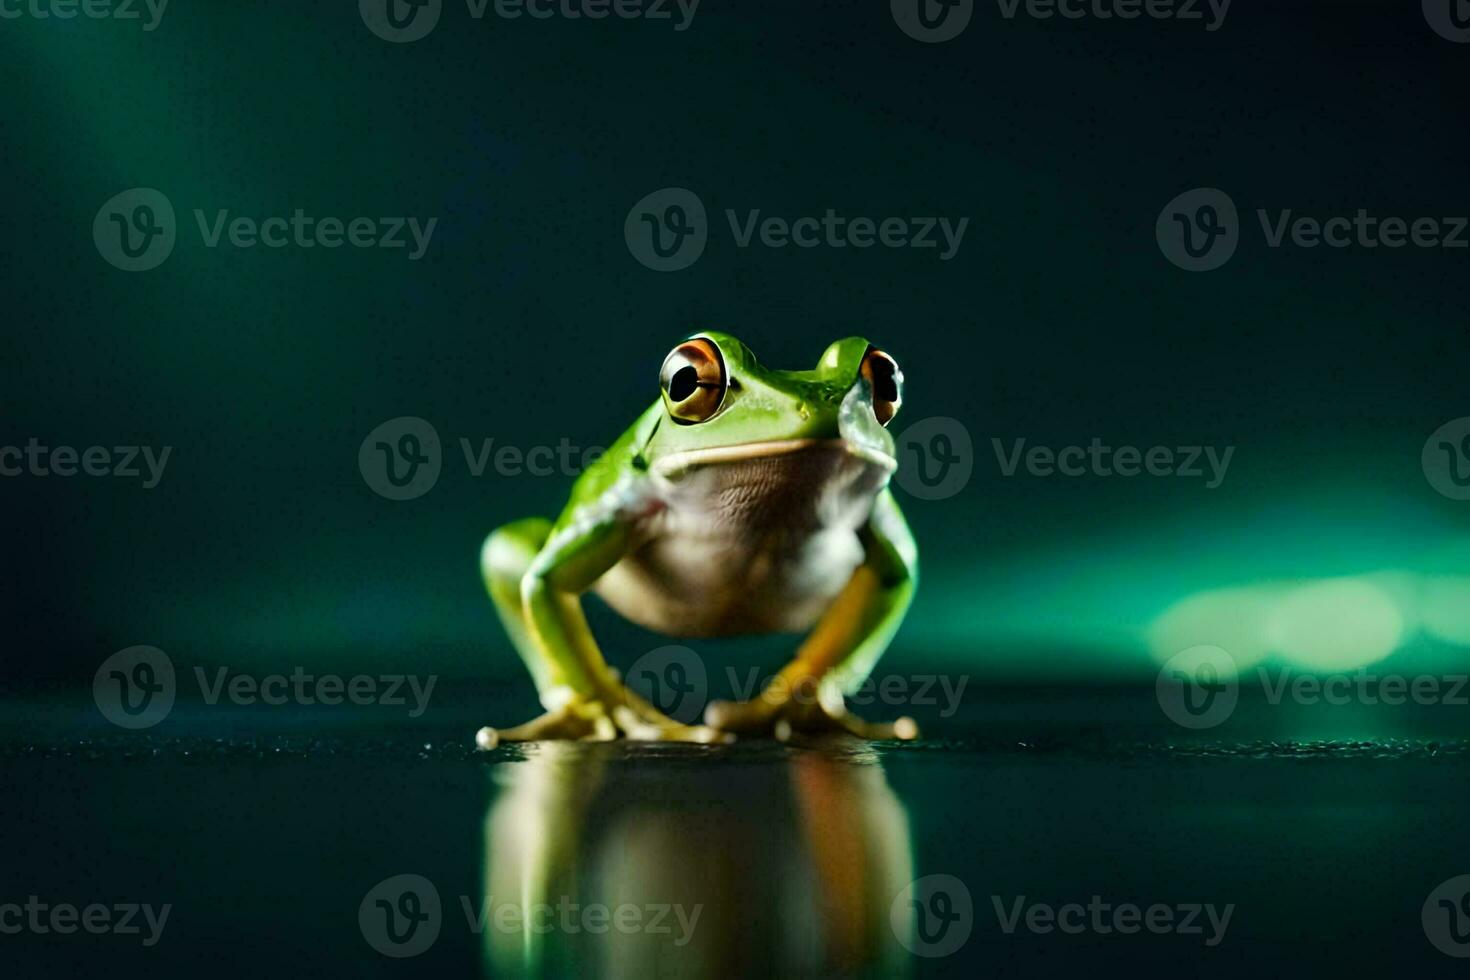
474 705 600 748
829 711 920 741
613 706 733 744
702 697 779 734
779 701 920 742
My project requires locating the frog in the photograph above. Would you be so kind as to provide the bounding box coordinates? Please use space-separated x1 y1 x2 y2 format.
476 332 918 747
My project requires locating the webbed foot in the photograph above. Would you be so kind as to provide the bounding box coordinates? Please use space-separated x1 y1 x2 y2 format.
703 692 919 742
477 691 732 749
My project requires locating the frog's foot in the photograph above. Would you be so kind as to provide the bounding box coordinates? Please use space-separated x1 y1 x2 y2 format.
476 705 607 748
607 686 732 743
703 694 919 742
477 692 731 749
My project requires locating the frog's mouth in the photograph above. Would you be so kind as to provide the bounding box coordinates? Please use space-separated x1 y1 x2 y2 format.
649 438 896 483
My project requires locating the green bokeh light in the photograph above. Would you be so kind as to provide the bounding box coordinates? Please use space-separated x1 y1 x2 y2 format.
1267 577 1406 672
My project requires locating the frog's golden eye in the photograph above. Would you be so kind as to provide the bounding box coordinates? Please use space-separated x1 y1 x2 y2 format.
660 338 728 424
860 346 903 427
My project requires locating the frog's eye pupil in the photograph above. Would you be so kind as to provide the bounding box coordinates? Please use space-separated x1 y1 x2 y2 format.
860 347 903 427
870 363 898 403
660 338 728 424
669 366 699 403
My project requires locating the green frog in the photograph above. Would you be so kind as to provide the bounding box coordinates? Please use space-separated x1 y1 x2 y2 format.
477 332 918 746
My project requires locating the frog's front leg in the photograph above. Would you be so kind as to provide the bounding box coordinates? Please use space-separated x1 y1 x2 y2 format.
478 509 729 747
704 490 920 741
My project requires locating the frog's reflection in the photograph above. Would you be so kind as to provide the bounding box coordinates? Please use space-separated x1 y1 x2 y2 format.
481 742 914 979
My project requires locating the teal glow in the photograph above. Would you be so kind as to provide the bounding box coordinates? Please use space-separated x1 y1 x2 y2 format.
1267 578 1405 671
1147 585 1285 672
1421 576 1470 647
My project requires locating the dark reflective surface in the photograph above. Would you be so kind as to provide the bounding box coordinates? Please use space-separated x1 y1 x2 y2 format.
480 741 913 978
5 689 1470 977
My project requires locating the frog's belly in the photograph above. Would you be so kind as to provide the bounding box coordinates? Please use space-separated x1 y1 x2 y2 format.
591 444 885 636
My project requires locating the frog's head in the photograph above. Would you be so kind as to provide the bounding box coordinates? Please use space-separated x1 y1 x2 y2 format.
641 331 903 485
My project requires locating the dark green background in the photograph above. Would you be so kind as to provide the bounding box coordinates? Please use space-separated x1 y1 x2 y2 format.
5 5 1470 980
2 0 1466 694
